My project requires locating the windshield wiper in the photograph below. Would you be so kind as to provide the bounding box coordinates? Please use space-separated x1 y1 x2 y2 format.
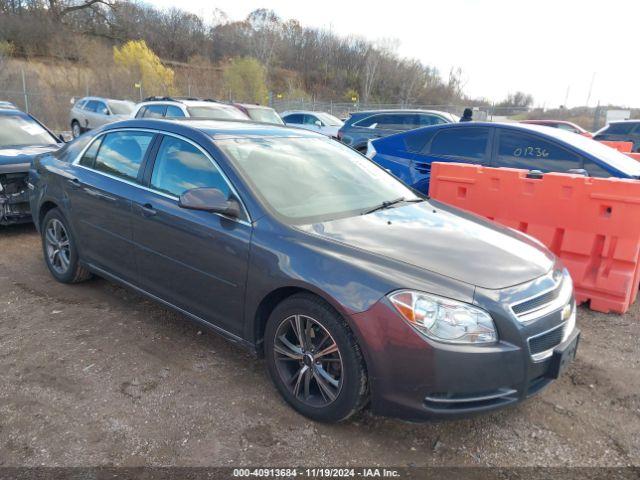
361 197 421 215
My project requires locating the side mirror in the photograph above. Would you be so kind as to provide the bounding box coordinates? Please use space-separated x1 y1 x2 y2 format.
179 188 242 218
566 168 589 176
314 120 322 127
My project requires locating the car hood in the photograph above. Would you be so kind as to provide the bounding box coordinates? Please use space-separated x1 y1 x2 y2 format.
0 144 61 172
297 201 555 290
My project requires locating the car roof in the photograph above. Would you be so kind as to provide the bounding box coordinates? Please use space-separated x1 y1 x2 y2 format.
608 120 640 124
80 96 129 103
136 99 238 109
102 118 325 140
351 109 453 116
236 103 275 110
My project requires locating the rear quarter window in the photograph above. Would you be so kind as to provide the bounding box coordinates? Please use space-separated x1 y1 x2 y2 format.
403 128 438 153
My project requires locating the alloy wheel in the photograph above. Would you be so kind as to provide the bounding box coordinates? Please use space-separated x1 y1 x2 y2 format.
273 314 343 407
45 218 71 275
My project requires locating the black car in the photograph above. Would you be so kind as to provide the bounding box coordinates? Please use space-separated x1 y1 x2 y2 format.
0 107 62 225
337 109 458 152
594 120 640 152
30 118 579 422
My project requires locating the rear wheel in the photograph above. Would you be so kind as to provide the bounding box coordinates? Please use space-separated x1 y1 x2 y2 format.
265 293 368 422
41 208 91 284
71 121 81 138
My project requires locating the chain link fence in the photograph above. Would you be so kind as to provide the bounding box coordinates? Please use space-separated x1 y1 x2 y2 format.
0 78 625 134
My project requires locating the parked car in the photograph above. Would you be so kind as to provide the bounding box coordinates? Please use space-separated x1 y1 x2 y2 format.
0 107 62 225
367 122 640 194
520 120 593 138
593 120 640 152
133 97 249 121
0 101 17 110
70 97 135 138
233 103 284 125
338 109 458 152
30 118 579 422
281 111 344 138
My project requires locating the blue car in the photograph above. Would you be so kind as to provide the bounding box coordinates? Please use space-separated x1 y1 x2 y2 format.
366 122 640 194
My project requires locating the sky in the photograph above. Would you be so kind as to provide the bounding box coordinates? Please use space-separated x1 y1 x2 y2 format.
150 0 640 108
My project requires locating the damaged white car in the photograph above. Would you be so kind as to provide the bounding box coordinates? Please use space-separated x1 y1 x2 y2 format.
0 107 62 226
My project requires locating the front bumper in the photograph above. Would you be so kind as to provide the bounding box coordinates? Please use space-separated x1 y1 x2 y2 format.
349 275 579 421
0 180 31 225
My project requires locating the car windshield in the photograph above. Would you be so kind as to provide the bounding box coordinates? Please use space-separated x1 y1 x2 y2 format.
315 112 343 126
0 115 57 148
187 106 248 120
549 127 640 177
247 107 284 125
216 137 420 223
107 100 134 115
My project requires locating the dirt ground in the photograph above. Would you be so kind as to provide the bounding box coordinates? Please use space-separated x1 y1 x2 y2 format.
0 223 638 468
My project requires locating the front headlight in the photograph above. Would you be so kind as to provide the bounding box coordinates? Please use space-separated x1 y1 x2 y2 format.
388 290 497 344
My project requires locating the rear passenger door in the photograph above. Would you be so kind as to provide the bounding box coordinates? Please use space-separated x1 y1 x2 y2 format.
494 129 583 173
130 134 252 335
67 130 156 282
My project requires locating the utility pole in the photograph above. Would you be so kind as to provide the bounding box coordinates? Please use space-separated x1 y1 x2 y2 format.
21 68 29 114
563 85 571 109
586 73 596 106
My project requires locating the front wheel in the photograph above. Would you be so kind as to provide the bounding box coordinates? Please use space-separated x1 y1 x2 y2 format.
265 293 368 422
41 208 92 284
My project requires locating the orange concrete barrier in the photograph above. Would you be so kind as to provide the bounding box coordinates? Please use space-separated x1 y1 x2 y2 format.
599 140 633 152
429 162 640 314
626 152 640 161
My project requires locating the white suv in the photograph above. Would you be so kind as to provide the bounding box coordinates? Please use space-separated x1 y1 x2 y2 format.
281 110 344 138
132 97 249 121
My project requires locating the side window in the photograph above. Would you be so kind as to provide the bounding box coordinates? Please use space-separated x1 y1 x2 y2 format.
556 123 577 133
84 101 98 112
497 131 581 171
143 105 166 118
75 100 87 110
418 115 447 127
377 114 413 130
165 105 185 118
430 127 490 160
606 123 634 135
354 114 384 128
96 102 109 116
583 159 611 178
404 128 438 154
94 131 154 181
303 114 321 125
135 107 147 119
284 114 303 124
78 136 103 168
150 136 231 199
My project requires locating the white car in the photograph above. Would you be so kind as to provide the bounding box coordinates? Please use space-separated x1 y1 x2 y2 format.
69 97 136 138
281 110 344 138
132 97 250 121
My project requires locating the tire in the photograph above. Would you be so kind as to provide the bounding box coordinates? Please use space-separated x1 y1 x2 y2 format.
41 208 92 284
71 121 82 138
265 293 368 423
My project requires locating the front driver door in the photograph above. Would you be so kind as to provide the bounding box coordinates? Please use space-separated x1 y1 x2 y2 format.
130 134 252 336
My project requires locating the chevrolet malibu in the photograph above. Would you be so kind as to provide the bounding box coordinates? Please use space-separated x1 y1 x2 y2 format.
29 119 579 422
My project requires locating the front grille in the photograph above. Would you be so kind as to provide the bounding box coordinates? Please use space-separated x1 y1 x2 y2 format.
512 287 561 316
528 323 564 357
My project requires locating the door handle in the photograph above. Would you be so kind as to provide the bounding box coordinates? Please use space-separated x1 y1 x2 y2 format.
66 178 81 189
140 203 157 217
414 163 431 174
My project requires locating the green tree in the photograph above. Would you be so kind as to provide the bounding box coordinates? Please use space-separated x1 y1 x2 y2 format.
113 40 175 96
223 57 268 104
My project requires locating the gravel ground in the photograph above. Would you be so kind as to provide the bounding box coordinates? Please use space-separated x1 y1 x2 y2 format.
0 223 638 467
